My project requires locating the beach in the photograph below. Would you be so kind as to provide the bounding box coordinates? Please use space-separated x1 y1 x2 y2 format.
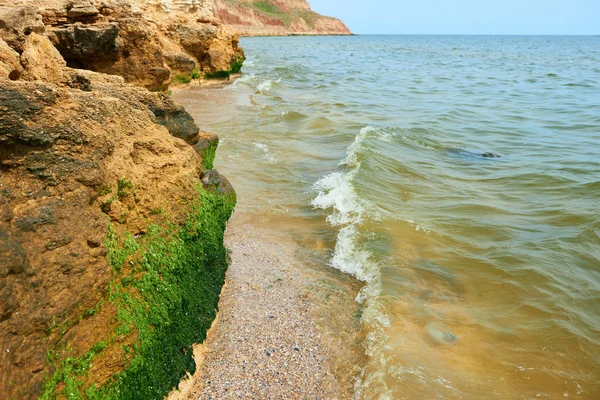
169 213 365 399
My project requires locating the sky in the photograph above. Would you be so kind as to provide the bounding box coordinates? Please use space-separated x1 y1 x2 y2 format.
309 0 599 35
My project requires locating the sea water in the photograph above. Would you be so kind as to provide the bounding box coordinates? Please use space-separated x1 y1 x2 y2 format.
175 35 600 399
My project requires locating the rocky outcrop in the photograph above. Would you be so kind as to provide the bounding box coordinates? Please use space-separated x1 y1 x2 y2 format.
0 37 22 79
0 3 236 398
0 0 245 90
209 0 351 36
0 5 45 52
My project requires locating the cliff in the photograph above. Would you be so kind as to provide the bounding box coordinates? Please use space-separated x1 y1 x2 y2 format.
0 1 238 399
209 0 352 36
0 0 245 90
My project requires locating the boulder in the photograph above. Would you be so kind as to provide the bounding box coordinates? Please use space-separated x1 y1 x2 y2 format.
48 22 121 63
0 37 21 79
67 0 99 19
162 50 196 76
167 22 217 62
20 33 68 85
0 6 45 52
67 68 200 141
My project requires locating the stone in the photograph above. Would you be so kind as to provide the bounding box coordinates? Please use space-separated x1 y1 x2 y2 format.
20 33 68 85
0 37 22 79
201 169 234 196
163 51 196 76
67 1 99 19
0 5 45 52
48 23 121 62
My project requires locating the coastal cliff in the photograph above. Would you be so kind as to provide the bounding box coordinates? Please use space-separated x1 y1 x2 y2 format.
0 0 245 90
0 1 239 398
209 0 352 36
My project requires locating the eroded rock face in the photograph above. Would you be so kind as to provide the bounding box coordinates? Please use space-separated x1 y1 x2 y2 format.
0 74 229 400
0 4 236 397
0 37 22 79
0 0 245 90
48 22 121 62
20 32 68 84
209 0 352 36
0 5 45 52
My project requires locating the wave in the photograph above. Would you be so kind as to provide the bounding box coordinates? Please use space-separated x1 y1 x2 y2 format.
256 78 282 93
311 126 384 281
253 142 277 164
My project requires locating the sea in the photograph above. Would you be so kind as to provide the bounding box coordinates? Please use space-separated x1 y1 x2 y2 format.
174 35 600 399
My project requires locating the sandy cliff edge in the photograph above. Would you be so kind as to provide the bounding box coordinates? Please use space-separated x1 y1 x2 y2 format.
209 0 352 36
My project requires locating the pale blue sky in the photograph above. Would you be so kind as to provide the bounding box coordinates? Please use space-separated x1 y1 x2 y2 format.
309 0 599 35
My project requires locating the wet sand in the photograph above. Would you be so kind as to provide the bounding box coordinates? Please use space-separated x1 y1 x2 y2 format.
169 214 365 399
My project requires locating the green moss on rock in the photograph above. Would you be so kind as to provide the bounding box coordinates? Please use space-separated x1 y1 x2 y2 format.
40 186 236 399
199 140 218 170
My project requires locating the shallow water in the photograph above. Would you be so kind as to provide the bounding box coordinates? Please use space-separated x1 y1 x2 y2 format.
174 35 600 399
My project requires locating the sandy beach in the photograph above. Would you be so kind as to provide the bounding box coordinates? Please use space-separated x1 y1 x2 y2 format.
169 212 365 399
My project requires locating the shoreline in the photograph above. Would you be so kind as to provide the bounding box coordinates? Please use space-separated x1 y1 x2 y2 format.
169 214 366 399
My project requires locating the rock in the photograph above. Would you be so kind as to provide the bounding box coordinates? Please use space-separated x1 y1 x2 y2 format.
0 37 22 79
162 51 196 76
481 152 501 158
68 69 200 140
0 2 240 398
0 5 45 52
1 0 246 89
192 131 219 168
48 18 169 90
48 22 121 63
20 33 68 85
201 168 234 197
67 0 99 20
167 22 218 62
0 77 209 399
206 25 244 72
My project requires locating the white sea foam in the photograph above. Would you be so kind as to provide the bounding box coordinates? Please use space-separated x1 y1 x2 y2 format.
313 127 394 398
311 126 382 281
330 225 373 282
340 126 375 167
256 78 281 93
312 169 364 226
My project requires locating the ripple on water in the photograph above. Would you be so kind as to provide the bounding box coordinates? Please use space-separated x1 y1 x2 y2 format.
176 35 600 399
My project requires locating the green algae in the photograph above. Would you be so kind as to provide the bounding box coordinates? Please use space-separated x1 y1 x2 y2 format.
172 68 201 84
40 186 236 399
204 70 231 80
198 140 218 170
205 57 244 80
230 57 244 74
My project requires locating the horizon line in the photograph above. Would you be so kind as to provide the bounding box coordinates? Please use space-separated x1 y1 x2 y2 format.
350 33 598 36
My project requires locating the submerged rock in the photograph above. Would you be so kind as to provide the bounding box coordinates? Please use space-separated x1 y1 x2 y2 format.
446 148 502 160
481 152 501 158
425 322 459 345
